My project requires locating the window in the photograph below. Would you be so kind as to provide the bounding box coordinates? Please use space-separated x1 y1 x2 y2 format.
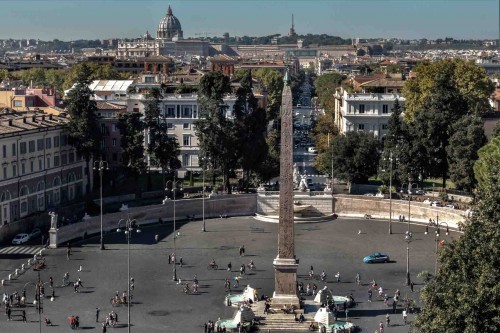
358 124 365 130
30 160 34 173
133 108 139 112
45 137 51 149
112 138 117 147
382 104 389 114
3 166 7 179
183 135 191 146
54 136 60 147
12 143 16 156
54 155 60 167
21 161 26 175
12 164 17 177
20 201 27 213
382 124 388 130
144 76 155 83
13 100 22 107
167 123 173 129
61 154 67 165
61 135 67 146
359 104 365 114
2 145 5 158
183 123 190 129
68 152 74 163
46 157 51 169
112 124 116 132
29 140 35 153
37 139 44 151
112 153 118 161
20 142 27 154
182 154 190 167
101 124 106 134
166 106 175 118
182 106 192 118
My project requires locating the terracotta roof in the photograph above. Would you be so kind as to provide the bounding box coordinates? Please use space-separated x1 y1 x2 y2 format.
95 101 126 110
0 111 68 135
360 78 405 88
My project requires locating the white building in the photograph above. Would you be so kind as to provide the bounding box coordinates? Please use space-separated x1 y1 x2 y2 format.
0 112 88 225
334 89 405 138
127 92 237 175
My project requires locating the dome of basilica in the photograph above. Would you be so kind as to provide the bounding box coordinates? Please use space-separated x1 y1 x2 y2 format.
157 5 183 40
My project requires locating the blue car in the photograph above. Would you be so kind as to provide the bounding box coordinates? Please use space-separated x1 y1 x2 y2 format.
363 253 390 264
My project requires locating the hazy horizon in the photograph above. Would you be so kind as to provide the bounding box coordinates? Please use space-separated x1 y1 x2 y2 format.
0 0 498 41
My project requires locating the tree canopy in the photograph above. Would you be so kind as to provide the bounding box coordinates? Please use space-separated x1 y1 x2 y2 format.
415 154 500 333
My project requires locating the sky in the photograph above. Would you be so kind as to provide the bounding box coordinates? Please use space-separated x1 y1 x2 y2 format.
0 0 498 41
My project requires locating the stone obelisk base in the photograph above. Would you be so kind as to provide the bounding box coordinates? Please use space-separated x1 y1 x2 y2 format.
272 258 300 307
49 228 58 249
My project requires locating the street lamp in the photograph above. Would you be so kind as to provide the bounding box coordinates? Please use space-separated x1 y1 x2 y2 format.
24 270 43 333
201 157 210 232
93 160 109 250
387 152 394 234
117 215 140 333
165 176 183 281
405 231 412 286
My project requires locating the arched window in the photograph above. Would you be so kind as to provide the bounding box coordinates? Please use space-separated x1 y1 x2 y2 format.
19 185 29 197
37 181 45 192
67 173 76 183
0 191 11 202
53 177 61 187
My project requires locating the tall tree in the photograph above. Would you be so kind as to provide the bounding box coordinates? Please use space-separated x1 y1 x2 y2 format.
474 136 500 190
65 63 102 198
403 59 494 119
233 70 268 191
116 112 146 189
328 131 380 185
415 154 500 333
313 72 343 113
379 100 407 186
447 115 486 192
195 71 237 193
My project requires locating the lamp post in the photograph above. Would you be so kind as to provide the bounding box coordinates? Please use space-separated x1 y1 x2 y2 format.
201 157 210 232
405 230 412 286
24 271 42 333
388 152 393 234
93 160 109 250
327 132 334 192
407 177 412 234
117 215 140 333
166 176 183 281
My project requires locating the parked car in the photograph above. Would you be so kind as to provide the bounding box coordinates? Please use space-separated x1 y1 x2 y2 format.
423 199 432 205
363 193 374 197
445 204 455 209
415 189 425 195
29 228 42 239
363 252 390 264
12 233 30 245
431 201 442 207
308 147 318 154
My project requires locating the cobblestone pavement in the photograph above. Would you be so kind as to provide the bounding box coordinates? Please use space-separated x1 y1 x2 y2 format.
0 216 458 332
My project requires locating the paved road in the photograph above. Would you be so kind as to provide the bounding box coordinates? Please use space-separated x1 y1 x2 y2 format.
0 217 457 332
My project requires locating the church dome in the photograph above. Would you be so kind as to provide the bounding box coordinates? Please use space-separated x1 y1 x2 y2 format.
157 5 183 40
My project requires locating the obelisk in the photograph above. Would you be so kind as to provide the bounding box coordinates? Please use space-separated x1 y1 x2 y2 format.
272 68 300 307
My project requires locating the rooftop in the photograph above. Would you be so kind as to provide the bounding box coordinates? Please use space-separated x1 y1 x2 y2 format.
0 111 68 135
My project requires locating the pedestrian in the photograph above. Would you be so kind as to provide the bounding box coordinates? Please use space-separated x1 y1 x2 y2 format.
78 265 82 272
410 281 414 293
78 277 84 288
67 248 71 260
368 289 373 302
7 306 11 320
379 321 384 333
168 254 171 264
96 308 100 322
227 262 232 272
204 322 208 333
355 273 360 285
386 313 390 327
75 316 80 329
102 322 107 333
335 272 341 282
180 257 183 267
49 276 53 288
130 277 135 291
345 309 349 321
69 315 76 329
22 310 27 322
402 309 407 325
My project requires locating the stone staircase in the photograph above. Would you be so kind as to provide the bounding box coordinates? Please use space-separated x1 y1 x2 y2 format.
253 302 316 332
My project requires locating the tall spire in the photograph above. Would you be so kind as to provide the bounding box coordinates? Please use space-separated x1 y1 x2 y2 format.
288 14 296 37
167 5 172 15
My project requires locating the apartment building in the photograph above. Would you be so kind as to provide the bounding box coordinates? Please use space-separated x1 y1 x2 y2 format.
0 112 88 225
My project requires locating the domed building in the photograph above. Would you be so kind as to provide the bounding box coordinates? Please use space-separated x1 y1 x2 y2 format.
157 5 183 41
117 5 209 59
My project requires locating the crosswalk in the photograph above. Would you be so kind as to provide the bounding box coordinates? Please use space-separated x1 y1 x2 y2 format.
0 246 43 255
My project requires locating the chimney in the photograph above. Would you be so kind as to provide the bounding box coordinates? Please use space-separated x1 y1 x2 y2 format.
49 114 53 120
23 117 27 123
8 119 12 126
32 115 36 122
42 115 45 121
